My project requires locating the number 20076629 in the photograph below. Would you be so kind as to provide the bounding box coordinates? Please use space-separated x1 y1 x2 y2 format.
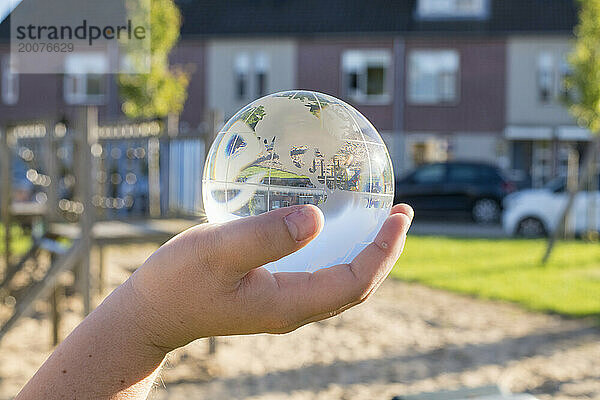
17 42 74 52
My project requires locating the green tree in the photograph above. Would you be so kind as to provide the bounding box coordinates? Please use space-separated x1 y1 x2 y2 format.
118 0 189 119
543 0 600 263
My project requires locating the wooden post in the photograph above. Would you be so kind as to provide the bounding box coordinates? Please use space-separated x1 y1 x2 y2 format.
51 284 61 346
203 109 223 159
202 110 223 218
160 135 170 216
95 141 106 221
148 137 161 218
0 239 84 341
97 245 105 297
50 250 61 346
75 107 98 316
167 112 179 138
163 112 179 217
0 126 12 273
44 121 59 222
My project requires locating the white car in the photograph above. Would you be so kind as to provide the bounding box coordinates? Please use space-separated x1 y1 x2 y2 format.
503 178 600 237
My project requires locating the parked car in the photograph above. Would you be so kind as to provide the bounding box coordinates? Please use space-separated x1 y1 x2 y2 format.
503 177 600 238
394 161 515 223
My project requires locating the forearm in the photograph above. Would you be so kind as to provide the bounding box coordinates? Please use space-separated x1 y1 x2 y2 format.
16 279 168 400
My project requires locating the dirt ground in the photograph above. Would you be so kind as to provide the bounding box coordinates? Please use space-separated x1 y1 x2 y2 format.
1 244 599 400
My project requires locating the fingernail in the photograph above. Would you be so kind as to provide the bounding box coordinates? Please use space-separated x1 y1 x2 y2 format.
285 207 319 242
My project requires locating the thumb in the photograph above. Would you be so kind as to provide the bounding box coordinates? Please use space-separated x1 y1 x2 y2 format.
195 205 324 277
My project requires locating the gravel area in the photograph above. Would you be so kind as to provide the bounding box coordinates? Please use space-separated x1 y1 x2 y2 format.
0 244 598 400
151 281 600 400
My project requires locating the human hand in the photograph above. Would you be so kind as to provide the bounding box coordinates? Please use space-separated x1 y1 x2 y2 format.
128 203 414 352
16 203 413 400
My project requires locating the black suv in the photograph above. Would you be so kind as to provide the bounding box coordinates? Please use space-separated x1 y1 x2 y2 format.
394 161 515 223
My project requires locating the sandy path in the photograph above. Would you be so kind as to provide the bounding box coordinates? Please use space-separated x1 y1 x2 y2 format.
0 244 598 399
149 282 600 400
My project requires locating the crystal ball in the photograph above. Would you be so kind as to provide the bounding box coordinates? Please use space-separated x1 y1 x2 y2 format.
203 90 394 272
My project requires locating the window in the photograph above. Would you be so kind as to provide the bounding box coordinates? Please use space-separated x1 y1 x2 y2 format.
537 52 554 103
2 56 18 105
412 164 446 184
64 53 107 105
234 52 269 100
532 141 553 188
408 50 459 105
536 52 576 104
417 0 489 19
546 177 566 193
448 164 479 183
536 52 575 104
234 53 250 100
342 50 391 103
255 53 269 98
559 55 574 102
479 166 502 183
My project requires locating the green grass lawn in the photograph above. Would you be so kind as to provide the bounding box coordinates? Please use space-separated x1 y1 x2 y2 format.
392 236 600 319
3 222 598 319
0 224 32 257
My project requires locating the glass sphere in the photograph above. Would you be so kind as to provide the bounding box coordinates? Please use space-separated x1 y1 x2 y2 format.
203 90 394 272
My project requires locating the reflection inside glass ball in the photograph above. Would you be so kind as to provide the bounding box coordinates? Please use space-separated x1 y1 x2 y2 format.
203 90 394 272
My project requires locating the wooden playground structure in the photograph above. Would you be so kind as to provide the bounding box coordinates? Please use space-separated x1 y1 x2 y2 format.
0 107 220 346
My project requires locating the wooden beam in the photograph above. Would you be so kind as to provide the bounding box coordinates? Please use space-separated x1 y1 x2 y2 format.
44 121 59 222
148 137 161 218
50 283 62 346
74 107 98 316
0 239 84 342
203 109 223 159
97 245 105 298
0 239 41 290
0 126 12 274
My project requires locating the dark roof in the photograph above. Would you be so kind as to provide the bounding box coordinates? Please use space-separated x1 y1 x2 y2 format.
490 0 577 32
176 0 414 37
0 16 9 40
176 0 578 37
0 0 578 41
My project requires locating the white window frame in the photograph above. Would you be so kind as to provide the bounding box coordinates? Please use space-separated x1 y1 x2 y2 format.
536 51 573 105
559 54 574 102
537 52 555 104
254 52 269 98
342 49 392 105
63 52 108 105
416 0 489 19
408 49 460 105
2 56 19 105
234 53 250 101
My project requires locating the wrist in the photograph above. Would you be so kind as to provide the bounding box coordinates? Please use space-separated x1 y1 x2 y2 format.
107 279 174 357
126 260 205 351
120 277 180 354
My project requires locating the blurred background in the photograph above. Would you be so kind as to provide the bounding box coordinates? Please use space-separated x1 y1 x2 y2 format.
0 1 599 399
